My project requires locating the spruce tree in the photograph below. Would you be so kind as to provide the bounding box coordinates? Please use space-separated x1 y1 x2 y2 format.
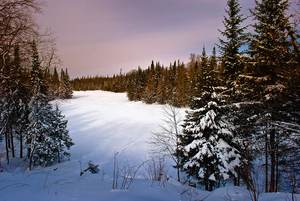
180 47 242 191
249 0 294 82
51 66 60 97
217 0 247 98
246 0 300 192
27 42 53 169
51 104 74 162
217 0 247 75
26 43 74 170
215 0 250 187
59 68 73 99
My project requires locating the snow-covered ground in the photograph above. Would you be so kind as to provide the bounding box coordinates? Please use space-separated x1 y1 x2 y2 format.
1 90 299 200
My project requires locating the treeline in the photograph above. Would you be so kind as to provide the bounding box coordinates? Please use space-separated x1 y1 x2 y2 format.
0 0 74 170
71 72 127 93
71 47 219 107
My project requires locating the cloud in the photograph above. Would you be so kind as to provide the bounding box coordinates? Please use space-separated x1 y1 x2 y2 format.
38 0 254 78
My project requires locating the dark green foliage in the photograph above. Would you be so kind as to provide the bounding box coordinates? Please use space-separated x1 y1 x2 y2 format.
50 67 60 98
0 0 73 170
83 161 100 175
59 68 73 99
217 0 247 82
27 44 74 169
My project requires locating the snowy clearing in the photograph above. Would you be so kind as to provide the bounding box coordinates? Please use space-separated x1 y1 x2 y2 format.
1 90 299 201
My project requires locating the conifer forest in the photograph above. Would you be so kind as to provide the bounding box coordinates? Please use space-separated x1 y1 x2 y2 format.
0 0 74 170
1 0 300 199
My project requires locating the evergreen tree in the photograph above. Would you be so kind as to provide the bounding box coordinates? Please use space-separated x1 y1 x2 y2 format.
142 61 157 104
210 47 218 71
26 43 74 170
217 0 247 97
126 70 138 101
215 0 250 187
59 68 73 99
0 45 31 163
181 102 241 191
52 104 74 162
51 66 60 97
180 47 242 191
246 0 300 192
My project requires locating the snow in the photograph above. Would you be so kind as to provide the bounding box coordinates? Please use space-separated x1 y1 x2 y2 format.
1 90 299 201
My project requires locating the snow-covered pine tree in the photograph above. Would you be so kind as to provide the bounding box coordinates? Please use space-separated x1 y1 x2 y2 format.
0 45 31 163
215 0 251 187
59 68 73 99
27 90 74 169
180 47 242 191
181 102 241 191
26 42 74 170
51 104 74 162
27 91 56 169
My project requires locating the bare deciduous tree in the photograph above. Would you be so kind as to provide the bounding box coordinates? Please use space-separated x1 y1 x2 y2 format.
148 105 183 182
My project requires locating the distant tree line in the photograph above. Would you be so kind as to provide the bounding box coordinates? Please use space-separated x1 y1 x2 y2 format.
0 0 74 170
71 49 219 108
71 0 300 195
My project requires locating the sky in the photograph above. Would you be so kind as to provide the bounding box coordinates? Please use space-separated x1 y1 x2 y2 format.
38 0 255 79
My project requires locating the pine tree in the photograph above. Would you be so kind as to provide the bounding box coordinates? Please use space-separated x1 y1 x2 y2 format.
180 102 241 191
215 0 250 187
51 66 60 98
142 61 157 104
59 68 73 99
180 47 242 191
249 0 295 83
0 44 31 163
217 0 247 76
126 70 137 101
247 0 300 192
217 0 247 97
26 43 74 170
52 104 74 162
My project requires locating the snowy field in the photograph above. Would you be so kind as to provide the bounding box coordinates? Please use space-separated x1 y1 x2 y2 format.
1 90 299 200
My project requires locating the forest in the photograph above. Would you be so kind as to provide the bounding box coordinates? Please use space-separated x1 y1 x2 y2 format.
1 0 300 200
71 0 300 197
0 0 73 170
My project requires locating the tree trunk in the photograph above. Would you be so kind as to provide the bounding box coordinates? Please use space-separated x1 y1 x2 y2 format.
20 128 23 158
29 144 36 171
5 131 10 164
238 170 240 186
275 140 279 192
58 148 60 163
265 132 268 193
177 165 180 182
204 160 209 191
269 129 275 192
7 130 11 149
10 124 15 158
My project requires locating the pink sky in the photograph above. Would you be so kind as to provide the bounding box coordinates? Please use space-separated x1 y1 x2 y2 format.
38 0 254 78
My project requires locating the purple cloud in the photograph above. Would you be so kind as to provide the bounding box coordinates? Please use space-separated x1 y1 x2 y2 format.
38 0 254 78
